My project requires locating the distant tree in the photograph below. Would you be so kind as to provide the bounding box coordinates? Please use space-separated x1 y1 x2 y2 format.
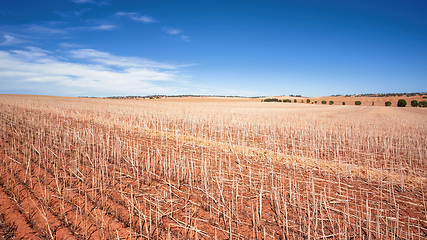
321 100 327 104
385 101 392 106
307 99 310 103
283 99 291 103
315 101 318 104
355 101 361 106
372 102 374 106
419 101 427 107
294 99 297 103
342 102 345 105
397 99 407 107
411 100 418 107
329 100 334 105
263 98 279 102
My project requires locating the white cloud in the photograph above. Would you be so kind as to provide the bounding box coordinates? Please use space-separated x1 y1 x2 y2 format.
0 47 190 96
69 48 186 69
25 24 67 35
115 12 155 23
163 27 181 35
60 42 83 48
181 35 190 42
163 28 191 42
0 34 23 46
91 24 116 30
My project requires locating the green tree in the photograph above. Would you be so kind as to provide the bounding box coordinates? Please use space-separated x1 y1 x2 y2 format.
321 100 327 104
385 101 392 106
397 99 407 107
355 101 361 106
263 98 280 102
329 100 334 105
307 99 310 103
342 102 345 105
418 101 427 107
411 100 418 107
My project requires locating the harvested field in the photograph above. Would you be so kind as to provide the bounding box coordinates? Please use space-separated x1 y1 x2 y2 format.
0 94 426 239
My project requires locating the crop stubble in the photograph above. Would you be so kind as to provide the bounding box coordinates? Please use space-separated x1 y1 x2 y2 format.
0 95 426 239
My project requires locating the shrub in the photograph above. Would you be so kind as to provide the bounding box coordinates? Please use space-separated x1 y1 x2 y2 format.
411 100 418 107
315 101 317 104
419 100 427 107
294 99 297 103
283 99 291 103
342 102 345 105
372 102 374 106
385 101 392 106
397 99 407 107
355 101 361 106
263 98 279 102
329 101 334 105
307 99 310 103
321 100 327 104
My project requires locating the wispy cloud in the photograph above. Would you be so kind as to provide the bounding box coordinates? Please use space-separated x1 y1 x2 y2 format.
163 27 181 35
1 22 116 39
90 24 116 30
0 34 23 46
180 35 190 42
25 24 68 35
69 48 184 69
0 47 190 96
60 42 84 48
163 27 190 42
115 12 155 23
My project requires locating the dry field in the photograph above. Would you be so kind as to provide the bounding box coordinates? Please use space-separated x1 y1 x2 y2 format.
0 94 426 239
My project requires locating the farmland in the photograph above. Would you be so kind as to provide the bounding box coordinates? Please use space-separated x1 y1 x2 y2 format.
0 94 426 239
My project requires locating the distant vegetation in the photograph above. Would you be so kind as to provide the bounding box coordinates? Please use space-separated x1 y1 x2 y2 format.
419 101 427 107
397 99 407 107
329 101 334 105
355 101 361 106
385 101 392 106
331 92 427 97
262 98 280 102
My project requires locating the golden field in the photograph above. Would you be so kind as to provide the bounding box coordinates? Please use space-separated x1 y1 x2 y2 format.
0 94 426 239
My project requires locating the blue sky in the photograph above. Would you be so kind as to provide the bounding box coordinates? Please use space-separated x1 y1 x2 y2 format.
0 0 426 97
